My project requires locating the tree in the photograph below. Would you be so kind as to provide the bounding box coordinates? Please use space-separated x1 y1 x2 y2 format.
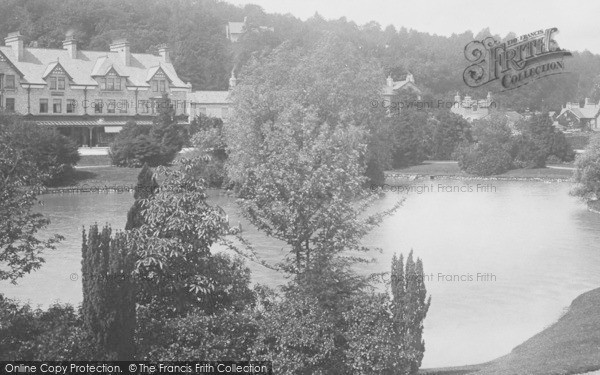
518 114 574 163
125 163 159 230
572 134 600 211
110 95 186 167
81 225 136 360
129 158 254 314
187 114 229 188
430 110 472 160
226 32 389 186
0 295 92 360
391 252 431 374
150 93 186 165
0 113 63 283
388 108 431 168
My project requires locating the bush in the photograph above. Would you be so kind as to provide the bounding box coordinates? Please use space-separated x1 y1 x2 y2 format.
509 135 546 169
457 142 513 176
110 95 186 167
0 294 93 360
0 113 80 185
572 134 600 201
549 131 575 162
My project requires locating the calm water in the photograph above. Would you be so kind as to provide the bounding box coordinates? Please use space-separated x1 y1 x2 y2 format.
1 181 599 368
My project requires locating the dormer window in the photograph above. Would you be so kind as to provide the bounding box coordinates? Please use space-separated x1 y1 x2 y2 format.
149 68 169 93
101 70 123 91
151 79 167 92
48 76 66 91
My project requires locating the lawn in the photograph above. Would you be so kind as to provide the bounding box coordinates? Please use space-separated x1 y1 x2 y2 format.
389 161 574 180
63 166 141 189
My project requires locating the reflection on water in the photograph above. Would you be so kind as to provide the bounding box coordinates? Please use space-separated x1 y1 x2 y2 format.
1 181 599 368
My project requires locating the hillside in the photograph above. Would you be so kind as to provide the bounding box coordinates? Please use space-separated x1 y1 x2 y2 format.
1 0 600 111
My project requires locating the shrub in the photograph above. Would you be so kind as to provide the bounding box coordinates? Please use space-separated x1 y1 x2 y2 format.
110 95 186 167
0 113 80 185
572 134 600 202
509 135 546 169
110 133 162 167
0 294 92 360
458 142 513 176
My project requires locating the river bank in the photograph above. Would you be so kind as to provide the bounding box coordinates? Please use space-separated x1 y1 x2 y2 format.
386 161 574 184
420 287 600 375
41 159 577 195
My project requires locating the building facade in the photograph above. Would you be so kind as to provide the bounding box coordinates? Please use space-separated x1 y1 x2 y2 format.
186 72 235 121
0 32 191 147
382 72 422 102
556 99 600 131
451 92 495 122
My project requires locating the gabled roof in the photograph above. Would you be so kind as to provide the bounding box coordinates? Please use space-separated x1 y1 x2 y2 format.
187 91 230 104
0 45 187 88
146 65 175 83
42 61 73 80
558 103 600 120
90 57 129 77
0 49 24 77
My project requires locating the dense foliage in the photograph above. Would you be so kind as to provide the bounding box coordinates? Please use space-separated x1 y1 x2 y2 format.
2 0 599 108
1 112 80 185
109 96 186 167
81 225 136 360
0 295 92 360
0 113 65 283
458 113 574 176
572 134 600 207
187 114 229 188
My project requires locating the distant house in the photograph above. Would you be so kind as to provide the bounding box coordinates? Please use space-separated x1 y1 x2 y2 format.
382 72 422 102
556 99 600 131
186 72 235 121
451 92 495 122
225 17 274 42
226 18 246 43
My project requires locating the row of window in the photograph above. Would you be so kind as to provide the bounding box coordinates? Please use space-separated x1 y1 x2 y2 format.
48 77 66 90
38 99 129 114
0 73 173 92
36 99 176 114
99 77 123 91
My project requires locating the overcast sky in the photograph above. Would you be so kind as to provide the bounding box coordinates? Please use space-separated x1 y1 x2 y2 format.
231 0 600 54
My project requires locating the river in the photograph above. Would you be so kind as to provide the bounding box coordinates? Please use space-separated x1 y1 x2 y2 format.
1 180 599 368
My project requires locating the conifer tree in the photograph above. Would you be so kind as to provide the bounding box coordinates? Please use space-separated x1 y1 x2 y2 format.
125 164 159 230
81 225 135 359
391 251 431 375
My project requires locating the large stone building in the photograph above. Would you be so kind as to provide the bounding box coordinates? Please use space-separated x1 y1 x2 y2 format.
0 31 192 146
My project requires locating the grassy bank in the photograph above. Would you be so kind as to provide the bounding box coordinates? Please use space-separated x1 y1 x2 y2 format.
421 288 600 375
388 161 574 181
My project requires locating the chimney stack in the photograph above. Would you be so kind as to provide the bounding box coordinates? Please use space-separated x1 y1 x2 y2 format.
158 45 170 63
229 70 237 88
110 39 131 66
63 35 77 59
4 31 24 61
